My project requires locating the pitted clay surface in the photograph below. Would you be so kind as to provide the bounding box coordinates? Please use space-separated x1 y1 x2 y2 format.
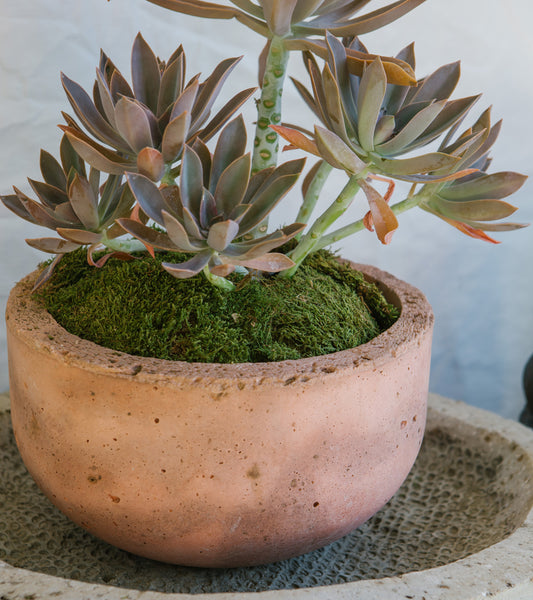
1 402 532 594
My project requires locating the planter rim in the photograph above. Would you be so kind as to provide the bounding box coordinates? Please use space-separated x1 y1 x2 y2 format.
6 262 433 385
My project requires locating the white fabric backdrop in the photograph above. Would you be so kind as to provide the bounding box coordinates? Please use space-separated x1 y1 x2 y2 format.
0 0 532 419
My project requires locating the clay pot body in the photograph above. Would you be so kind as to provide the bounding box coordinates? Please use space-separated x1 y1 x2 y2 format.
6 263 433 567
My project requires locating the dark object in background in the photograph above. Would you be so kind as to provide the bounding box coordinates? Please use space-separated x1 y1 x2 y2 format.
520 354 533 428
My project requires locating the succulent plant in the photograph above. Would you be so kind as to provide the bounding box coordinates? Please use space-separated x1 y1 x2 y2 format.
418 108 527 242
60 33 255 182
280 34 481 183
117 116 305 290
0 135 137 288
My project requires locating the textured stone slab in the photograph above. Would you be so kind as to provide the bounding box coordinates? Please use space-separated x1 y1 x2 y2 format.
0 393 532 599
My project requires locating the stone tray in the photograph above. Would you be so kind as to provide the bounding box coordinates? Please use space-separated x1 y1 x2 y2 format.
1 393 532 600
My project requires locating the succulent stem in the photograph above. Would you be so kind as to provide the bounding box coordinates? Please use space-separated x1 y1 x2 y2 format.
283 173 363 277
314 190 425 251
161 165 177 186
202 265 236 291
101 233 148 254
249 35 289 238
295 161 333 239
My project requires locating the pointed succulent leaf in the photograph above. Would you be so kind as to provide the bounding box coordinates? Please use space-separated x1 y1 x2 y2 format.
214 153 251 216
137 147 166 181
199 188 218 228
126 173 169 224
458 220 527 232
440 172 527 201
28 179 69 209
226 223 305 259
162 249 214 279
210 115 248 192
54 202 80 224
61 73 128 151
190 56 242 130
357 58 387 151
376 100 446 156
59 131 87 180
68 174 100 229
162 111 191 163
131 33 161 114
232 252 296 272
146 0 240 19
95 69 118 127
373 115 396 146
360 179 398 244
180 145 204 215
207 219 240 251
56 228 103 245
40 149 67 191
22 197 67 230
0 192 37 223
238 163 304 235
61 127 136 175
158 49 185 115
192 138 213 186
25 236 81 254
270 125 320 156
314 126 367 174
196 86 257 143
116 217 181 251
170 78 200 121
114 97 154 153
434 197 518 222
377 152 460 176
162 210 205 251
408 61 461 105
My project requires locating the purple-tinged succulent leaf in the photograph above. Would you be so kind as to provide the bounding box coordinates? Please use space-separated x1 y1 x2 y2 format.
61 73 129 152
40 149 67 191
116 217 181 251
180 145 204 216
25 236 81 254
162 210 205 251
207 219 240 252
132 32 161 114
28 179 69 209
62 126 136 175
199 188 218 229
169 79 200 122
56 228 103 245
162 111 191 163
32 255 63 292
210 115 248 193
68 174 100 229
407 61 461 105
114 97 155 153
162 249 214 279
214 153 251 216
158 48 185 116
0 192 36 223
137 147 166 181
126 173 169 224
262 0 299 36
181 205 204 240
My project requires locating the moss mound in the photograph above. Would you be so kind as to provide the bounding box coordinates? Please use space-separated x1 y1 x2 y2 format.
38 249 399 363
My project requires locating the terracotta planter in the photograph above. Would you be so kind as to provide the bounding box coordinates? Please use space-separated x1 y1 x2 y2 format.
5 263 433 568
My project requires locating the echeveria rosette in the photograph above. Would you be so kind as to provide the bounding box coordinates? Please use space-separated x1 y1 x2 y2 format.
287 34 481 183
60 33 255 182
417 108 528 242
0 135 137 289
117 117 306 290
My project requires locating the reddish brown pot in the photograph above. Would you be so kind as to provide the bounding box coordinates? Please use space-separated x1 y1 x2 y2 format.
6 263 433 568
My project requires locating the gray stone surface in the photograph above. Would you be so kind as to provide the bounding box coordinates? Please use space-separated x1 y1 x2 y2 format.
0 393 532 599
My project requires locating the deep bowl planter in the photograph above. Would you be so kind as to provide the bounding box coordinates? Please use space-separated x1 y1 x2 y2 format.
5 262 433 568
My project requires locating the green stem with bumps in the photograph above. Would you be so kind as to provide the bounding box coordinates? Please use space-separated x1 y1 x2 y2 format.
282 174 363 278
249 35 289 237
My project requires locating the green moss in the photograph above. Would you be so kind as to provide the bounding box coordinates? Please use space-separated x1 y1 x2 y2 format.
38 249 399 363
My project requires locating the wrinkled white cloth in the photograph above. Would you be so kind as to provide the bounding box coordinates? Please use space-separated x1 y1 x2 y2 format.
1 0 532 418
